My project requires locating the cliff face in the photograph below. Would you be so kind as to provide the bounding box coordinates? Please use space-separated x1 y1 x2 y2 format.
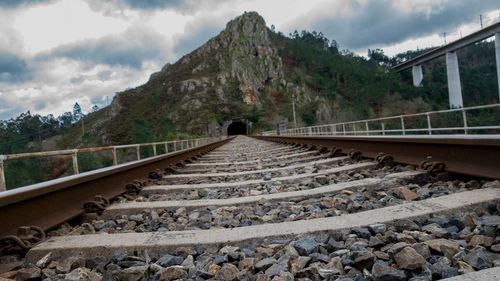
101 12 297 143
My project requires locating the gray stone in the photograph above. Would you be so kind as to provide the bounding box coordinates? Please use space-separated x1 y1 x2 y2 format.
155 266 188 281
394 247 426 270
290 256 311 274
255 258 277 271
55 256 85 274
16 267 41 281
293 237 319 256
368 224 387 234
116 265 147 281
394 219 420 232
352 227 371 239
464 246 500 270
215 263 239 281
327 238 345 252
352 251 376 270
371 260 406 281
412 243 431 259
155 254 184 267
314 175 328 185
65 267 91 281
265 263 286 277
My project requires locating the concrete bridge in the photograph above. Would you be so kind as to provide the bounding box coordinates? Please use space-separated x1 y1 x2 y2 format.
393 21 500 108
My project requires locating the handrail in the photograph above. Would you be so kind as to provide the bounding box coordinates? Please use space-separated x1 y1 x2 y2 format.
263 103 500 137
0 137 223 191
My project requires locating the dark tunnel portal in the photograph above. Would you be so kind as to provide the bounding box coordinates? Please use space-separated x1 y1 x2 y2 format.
227 121 247 135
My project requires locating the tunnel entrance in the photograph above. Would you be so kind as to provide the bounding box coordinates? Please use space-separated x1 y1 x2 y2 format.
227 121 247 135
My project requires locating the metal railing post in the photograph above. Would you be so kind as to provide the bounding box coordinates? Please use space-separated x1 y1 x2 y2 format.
72 150 79 174
0 156 6 191
330 125 335 136
400 116 406 135
365 121 369 135
308 127 312 136
165 142 168 153
342 123 346 135
136 145 141 160
153 144 157 156
381 122 385 135
462 109 468 134
175 141 178 151
112 147 118 165
426 113 432 135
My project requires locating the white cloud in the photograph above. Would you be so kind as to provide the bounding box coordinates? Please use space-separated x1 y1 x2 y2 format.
12 0 129 54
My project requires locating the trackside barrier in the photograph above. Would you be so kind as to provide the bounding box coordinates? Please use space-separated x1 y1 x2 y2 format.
263 104 500 137
0 137 223 191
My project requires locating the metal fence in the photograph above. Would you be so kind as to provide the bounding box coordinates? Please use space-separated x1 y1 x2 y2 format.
0 137 223 191
263 104 500 137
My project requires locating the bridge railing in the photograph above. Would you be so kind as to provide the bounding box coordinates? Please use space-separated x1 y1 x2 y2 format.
262 103 500 137
0 137 224 191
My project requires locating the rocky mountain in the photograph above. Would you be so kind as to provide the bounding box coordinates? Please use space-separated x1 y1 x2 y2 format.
96 12 296 143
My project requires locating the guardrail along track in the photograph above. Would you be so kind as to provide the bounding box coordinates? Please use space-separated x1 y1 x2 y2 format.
2 135 500 281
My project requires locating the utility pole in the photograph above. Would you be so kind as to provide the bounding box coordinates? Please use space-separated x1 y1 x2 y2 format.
480 14 483 29
443 32 447 44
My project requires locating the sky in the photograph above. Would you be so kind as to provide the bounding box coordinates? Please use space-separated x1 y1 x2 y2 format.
0 0 498 121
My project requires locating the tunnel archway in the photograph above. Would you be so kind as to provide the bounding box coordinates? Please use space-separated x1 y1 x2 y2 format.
227 121 247 135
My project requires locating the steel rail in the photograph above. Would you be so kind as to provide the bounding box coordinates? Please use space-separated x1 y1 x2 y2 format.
0 137 232 238
253 136 500 180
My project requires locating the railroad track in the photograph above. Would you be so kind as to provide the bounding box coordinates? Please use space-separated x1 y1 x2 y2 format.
1 135 500 280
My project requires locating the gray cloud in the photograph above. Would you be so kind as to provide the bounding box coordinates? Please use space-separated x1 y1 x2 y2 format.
0 51 32 83
0 100 22 121
114 0 185 10
0 0 49 9
309 0 499 51
42 28 170 70
173 25 222 57
85 0 237 16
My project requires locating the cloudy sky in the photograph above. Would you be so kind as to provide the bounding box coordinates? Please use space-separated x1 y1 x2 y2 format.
0 0 498 121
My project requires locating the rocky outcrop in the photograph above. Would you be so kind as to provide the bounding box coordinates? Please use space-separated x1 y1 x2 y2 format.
101 11 295 142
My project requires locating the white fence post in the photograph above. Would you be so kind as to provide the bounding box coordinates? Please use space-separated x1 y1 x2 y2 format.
0 156 6 191
136 145 141 160
400 116 406 135
426 113 432 135
112 147 118 165
72 150 79 174
462 109 468 134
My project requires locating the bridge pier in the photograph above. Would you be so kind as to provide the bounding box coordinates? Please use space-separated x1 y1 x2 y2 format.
446 52 463 108
412 65 423 87
496 33 500 101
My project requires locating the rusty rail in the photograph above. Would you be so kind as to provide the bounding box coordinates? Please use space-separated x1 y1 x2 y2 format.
254 135 500 180
0 137 219 191
0 137 232 238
